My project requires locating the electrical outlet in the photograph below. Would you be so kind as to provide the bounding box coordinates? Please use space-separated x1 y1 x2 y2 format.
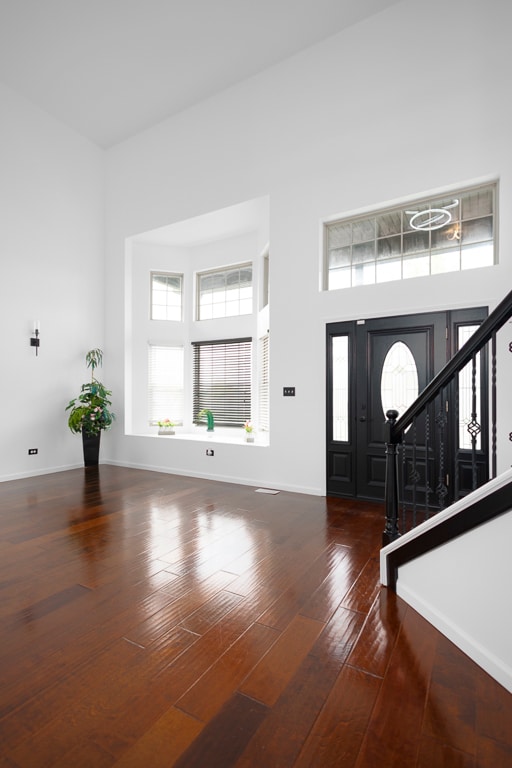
283 387 295 397
206 449 214 456
28 448 38 455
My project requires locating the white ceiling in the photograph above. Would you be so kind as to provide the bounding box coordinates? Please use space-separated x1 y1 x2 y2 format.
0 0 400 148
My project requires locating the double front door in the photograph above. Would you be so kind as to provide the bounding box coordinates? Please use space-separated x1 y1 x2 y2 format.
326 308 488 504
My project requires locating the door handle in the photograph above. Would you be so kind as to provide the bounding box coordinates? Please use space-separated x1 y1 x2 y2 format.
359 417 366 422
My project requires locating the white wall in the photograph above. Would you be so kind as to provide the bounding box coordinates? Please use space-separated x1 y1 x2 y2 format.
0 83 105 480
397 508 512 693
380 468 512 692
104 0 512 494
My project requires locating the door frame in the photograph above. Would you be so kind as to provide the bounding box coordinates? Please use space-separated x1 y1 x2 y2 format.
326 306 489 503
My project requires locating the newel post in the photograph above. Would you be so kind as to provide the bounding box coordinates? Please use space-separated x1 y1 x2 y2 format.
383 409 401 546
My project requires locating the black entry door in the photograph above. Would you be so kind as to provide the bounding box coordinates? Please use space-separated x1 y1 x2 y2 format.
354 313 446 501
326 307 488 503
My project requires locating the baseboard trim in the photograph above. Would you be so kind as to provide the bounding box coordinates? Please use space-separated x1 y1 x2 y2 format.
105 459 323 496
397 582 512 694
0 463 83 483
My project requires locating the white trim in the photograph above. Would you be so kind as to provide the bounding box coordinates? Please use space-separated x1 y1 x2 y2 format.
105 459 323 496
398 581 512 694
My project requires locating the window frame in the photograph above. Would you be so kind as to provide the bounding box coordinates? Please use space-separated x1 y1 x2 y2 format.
150 271 184 322
196 262 253 321
324 182 497 291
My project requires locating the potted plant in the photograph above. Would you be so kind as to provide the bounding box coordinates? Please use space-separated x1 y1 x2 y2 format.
157 418 175 435
197 409 214 431
243 420 255 442
66 349 115 466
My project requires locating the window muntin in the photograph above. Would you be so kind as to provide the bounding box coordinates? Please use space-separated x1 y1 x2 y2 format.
325 184 496 290
197 264 252 320
151 272 183 321
192 338 252 427
148 345 184 425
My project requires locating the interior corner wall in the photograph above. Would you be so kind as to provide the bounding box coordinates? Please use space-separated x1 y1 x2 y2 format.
396 509 512 693
0 83 106 481
104 0 512 494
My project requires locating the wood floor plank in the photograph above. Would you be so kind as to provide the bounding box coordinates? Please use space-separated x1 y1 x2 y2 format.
173 693 269 768
112 707 204 768
417 734 476 768
238 614 325 707
298 544 366 623
346 587 407 678
235 606 367 768
423 634 479 756
176 621 279 722
294 664 382 768
0 466 510 768
354 606 439 768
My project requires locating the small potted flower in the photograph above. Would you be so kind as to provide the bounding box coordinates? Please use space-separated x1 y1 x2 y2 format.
157 418 175 435
243 420 255 442
197 409 214 432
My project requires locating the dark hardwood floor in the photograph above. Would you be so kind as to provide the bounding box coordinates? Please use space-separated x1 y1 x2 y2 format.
0 466 510 767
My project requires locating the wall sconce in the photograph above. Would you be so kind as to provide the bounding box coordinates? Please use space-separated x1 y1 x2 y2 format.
30 320 40 356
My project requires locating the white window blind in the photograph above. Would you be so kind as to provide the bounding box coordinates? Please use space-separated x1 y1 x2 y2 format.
192 338 252 426
148 345 184 425
258 334 269 431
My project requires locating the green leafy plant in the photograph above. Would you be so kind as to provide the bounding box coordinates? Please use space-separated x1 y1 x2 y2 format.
197 409 214 431
66 349 115 437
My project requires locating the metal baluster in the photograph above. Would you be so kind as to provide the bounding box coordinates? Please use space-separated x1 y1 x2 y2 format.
491 332 497 479
425 409 431 520
467 353 481 491
410 420 419 529
435 390 448 510
402 428 407 533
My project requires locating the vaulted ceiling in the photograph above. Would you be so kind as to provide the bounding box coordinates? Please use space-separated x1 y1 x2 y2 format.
0 0 401 148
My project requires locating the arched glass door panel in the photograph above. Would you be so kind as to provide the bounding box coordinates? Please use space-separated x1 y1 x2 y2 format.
380 341 419 420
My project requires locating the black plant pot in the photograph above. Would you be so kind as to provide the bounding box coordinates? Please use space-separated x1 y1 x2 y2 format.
82 430 101 467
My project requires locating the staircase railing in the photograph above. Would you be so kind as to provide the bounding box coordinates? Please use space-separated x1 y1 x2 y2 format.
383 288 512 545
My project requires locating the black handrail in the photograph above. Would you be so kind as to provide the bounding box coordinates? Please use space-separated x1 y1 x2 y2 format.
392 288 512 437
383 287 512 547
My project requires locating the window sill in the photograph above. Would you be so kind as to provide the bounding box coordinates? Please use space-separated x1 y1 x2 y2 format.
132 429 270 447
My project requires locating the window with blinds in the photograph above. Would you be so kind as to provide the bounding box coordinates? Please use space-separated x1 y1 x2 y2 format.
192 338 252 426
258 334 269 431
148 345 184 425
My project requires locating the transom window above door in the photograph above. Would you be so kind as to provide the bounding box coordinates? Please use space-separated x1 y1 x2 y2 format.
324 182 496 290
